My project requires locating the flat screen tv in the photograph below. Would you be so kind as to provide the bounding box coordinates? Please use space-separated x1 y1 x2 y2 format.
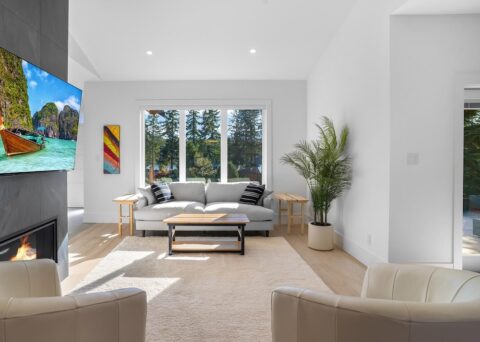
0 46 82 174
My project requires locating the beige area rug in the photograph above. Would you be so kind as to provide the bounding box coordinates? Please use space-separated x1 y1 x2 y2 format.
72 236 332 342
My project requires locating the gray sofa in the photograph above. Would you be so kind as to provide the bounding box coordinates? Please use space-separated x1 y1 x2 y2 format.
135 182 274 235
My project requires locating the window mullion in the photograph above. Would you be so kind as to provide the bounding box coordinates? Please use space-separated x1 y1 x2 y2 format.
220 109 228 183
179 110 186 182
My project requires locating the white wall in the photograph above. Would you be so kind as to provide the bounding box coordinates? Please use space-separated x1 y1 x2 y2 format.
67 125 84 207
465 88 480 101
389 15 480 265
82 80 307 223
67 53 101 208
307 0 405 265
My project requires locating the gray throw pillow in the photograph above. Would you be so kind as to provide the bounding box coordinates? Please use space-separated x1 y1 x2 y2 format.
138 186 155 205
259 189 273 206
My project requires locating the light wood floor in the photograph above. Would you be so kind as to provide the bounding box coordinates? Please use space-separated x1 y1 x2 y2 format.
62 221 366 296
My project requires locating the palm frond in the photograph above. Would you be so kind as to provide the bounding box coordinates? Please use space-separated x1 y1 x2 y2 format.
281 115 352 225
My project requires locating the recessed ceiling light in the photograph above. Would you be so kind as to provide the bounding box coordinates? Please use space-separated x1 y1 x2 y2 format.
249 48 257 55
146 50 153 56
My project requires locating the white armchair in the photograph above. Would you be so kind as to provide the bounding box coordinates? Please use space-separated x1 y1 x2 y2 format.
272 263 480 342
0 259 147 342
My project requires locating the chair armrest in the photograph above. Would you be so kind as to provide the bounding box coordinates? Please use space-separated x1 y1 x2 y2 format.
273 286 480 342
0 259 61 298
272 287 412 342
0 288 147 342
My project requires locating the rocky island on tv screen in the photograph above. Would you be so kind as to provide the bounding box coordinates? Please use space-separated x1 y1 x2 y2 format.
0 46 82 174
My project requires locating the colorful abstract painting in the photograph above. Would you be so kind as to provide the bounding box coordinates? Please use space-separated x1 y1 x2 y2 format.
103 125 120 174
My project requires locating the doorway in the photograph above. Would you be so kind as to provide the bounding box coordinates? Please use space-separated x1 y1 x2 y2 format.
463 88 480 270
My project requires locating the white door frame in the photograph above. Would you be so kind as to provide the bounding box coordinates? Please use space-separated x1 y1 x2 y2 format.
453 72 480 270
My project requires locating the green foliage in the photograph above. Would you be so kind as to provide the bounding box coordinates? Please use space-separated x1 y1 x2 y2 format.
0 48 32 130
144 110 179 184
32 102 59 137
58 105 79 140
200 109 220 166
144 108 262 184
188 153 217 182
145 112 164 181
227 161 239 179
186 110 220 181
464 110 480 197
160 110 180 172
228 110 262 182
281 116 352 225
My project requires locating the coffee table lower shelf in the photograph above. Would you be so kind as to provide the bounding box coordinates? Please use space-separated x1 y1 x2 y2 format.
164 214 250 256
167 223 246 255
171 240 242 253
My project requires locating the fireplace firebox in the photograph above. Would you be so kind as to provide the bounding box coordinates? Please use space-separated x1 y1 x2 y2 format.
0 218 57 262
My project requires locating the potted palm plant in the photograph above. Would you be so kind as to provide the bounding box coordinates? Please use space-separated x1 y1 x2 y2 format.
281 116 351 250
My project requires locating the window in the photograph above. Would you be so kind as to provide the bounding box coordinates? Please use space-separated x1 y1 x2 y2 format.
227 110 262 183
142 105 267 185
144 110 179 184
186 110 221 182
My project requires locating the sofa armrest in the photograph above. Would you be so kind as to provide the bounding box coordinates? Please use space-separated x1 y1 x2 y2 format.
0 259 61 298
135 196 148 209
263 193 274 209
0 288 147 342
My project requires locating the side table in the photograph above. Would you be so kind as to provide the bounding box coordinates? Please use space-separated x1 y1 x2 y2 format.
274 192 308 234
113 194 138 236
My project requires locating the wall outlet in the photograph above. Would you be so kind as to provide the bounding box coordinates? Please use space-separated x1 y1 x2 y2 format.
367 233 372 245
406 152 419 166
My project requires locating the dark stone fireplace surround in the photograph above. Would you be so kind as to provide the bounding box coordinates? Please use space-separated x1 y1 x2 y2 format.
0 172 68 278
0 0 70 279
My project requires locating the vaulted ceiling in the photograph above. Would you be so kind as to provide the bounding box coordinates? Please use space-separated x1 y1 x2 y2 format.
69 0 357 82
69 0 480 85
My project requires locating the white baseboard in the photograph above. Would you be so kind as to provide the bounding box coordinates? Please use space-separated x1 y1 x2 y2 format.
334 231 386 266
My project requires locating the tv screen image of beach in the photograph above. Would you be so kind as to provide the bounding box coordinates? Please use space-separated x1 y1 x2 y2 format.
0 47 82 174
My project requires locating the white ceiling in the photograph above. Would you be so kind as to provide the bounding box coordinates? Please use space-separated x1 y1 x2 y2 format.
69 0 357 81
394 0 480 15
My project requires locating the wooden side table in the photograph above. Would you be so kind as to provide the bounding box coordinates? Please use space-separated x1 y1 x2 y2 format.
113 194 138 236
274 192 308 234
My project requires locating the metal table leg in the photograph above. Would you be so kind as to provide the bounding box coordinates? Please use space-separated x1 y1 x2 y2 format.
168 224 174 255
240 224 245 255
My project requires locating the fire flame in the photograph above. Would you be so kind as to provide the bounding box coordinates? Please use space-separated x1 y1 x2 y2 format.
11 236 37 261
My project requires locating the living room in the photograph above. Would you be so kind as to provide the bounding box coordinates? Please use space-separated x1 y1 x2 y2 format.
1 0 480 341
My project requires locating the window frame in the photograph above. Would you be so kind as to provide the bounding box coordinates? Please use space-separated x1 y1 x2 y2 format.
137 99 272 188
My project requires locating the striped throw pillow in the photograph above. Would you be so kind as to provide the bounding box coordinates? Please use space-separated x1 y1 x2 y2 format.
151 183 175 203
239 183 265 205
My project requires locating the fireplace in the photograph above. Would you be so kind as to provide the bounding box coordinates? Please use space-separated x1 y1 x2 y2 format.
0 218 57 262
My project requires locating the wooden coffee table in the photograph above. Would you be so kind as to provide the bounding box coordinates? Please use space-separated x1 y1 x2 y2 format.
163 214 250 255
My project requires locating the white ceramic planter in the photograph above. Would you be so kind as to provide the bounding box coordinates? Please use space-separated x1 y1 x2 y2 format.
308 223 334 251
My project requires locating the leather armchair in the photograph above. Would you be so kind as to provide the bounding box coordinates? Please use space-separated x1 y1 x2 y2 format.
272 263 480 342
0 259 147 342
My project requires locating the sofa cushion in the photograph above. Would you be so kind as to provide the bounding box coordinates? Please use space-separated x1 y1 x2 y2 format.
135 201 204 221
205 182 249 203
168 182 205 203
204 202 273 221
